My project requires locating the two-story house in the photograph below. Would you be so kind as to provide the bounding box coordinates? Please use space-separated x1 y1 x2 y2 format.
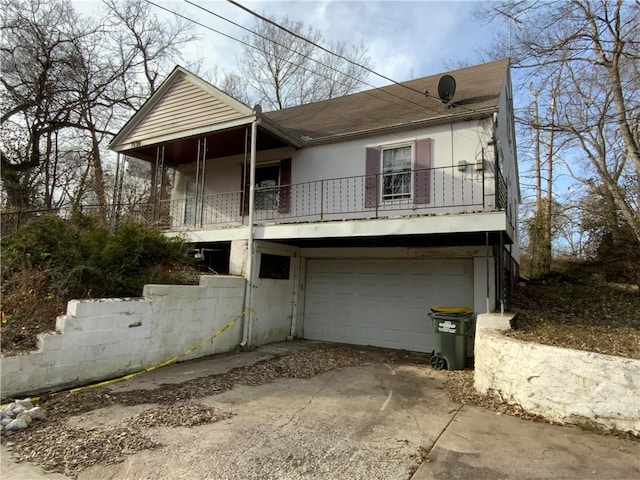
109 58 520 354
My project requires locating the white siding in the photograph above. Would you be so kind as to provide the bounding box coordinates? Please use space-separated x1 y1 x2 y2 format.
168 121 497 227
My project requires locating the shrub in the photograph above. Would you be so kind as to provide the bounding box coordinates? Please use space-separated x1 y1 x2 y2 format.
1 213 197 350
1 212 196 299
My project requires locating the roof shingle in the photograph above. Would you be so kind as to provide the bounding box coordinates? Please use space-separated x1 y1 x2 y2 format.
265 58 510 141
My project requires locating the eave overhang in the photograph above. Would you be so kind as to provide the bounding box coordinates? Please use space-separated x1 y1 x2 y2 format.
285 106 498 147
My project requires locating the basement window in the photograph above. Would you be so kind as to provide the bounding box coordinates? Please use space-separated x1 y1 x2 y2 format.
259 253 291 279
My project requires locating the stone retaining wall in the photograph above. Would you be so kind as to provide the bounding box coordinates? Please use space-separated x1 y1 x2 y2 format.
1 276 245 400
474 314 640 435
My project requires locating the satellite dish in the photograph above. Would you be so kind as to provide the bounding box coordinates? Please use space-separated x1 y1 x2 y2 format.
437 75 456 104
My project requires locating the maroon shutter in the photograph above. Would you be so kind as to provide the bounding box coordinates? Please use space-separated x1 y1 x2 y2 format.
365 147 380 208
240 164 250 216
413 138 431 204
278 158 291 214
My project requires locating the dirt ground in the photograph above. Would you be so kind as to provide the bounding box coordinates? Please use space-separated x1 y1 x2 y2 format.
509 278 640 359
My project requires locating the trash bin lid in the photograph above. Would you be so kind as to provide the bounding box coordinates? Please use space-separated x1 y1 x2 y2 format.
431 306 473 314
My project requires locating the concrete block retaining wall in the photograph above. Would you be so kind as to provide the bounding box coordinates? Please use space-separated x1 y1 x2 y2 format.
1 276 246 400
474 314 640 435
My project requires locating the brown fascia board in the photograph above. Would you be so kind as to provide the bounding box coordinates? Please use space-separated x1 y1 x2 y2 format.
297 106 498 146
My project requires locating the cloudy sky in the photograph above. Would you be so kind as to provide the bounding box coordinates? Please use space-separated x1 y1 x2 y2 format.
77 0 505 85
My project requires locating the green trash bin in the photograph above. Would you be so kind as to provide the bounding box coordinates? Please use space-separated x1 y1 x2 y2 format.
428 307 473 370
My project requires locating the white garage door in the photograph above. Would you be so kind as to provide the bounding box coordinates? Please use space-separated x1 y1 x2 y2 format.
303 258 473 353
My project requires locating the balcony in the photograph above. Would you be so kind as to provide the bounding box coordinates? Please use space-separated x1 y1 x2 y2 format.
161 164 508 229
1 165 511 240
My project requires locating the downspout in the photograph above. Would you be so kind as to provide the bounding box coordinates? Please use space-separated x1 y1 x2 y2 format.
241 115 260 347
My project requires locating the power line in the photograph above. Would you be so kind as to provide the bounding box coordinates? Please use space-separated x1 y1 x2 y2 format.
183 0 450 114
225 0 485 113
183 0 439 113
146 0 493 120
226 0 417 93
144 1 367 106
144 0 439 114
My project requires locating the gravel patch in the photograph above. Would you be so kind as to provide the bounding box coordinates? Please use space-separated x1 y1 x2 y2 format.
3 402 233 478
4 423 160 478
132 402 233 428
1 346 373 477
36 346 370 418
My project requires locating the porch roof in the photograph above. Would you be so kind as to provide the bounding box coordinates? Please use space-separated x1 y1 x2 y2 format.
110 59 509 160
109 66 303 161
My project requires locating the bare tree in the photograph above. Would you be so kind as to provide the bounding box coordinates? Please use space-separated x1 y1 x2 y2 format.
1 0 90 208
524 63 567 276
489 0 640 245
207 66 251 105
102 0 198 101
1 0 198 210
238 14 373 110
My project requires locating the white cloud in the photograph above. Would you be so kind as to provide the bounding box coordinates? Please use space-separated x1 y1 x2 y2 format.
72 0 496 85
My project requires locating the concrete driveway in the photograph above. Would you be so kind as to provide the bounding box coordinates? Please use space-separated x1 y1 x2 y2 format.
2 342 639 479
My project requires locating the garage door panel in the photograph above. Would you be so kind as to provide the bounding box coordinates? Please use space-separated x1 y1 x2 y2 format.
304 258 473 353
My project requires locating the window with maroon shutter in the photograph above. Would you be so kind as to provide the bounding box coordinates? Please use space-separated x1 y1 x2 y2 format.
366 139 431 206
382 145 412 200
240 160 291 216
255 165 279 210
365 147 380 208
413 138 431 204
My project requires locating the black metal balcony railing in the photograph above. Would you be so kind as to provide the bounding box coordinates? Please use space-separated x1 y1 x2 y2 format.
161 164 502 228
0 203 159 238
2 165 508 236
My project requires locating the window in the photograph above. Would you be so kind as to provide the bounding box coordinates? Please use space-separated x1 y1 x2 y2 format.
382 145 412 200
240 159 291 216
259 253 290 279
255 165 280 210
365 139 430 208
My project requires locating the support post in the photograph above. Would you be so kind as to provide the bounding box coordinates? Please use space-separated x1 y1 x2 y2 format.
153 146 165 222
499 232 505 314
241 117 259 347
320 179 324 220
199 138 207 227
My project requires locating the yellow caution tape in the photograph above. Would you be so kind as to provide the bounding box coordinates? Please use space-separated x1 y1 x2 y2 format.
69 307 252 393
1 307 252 406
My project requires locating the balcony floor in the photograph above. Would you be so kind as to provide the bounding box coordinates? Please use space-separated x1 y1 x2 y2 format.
167 210 511 244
